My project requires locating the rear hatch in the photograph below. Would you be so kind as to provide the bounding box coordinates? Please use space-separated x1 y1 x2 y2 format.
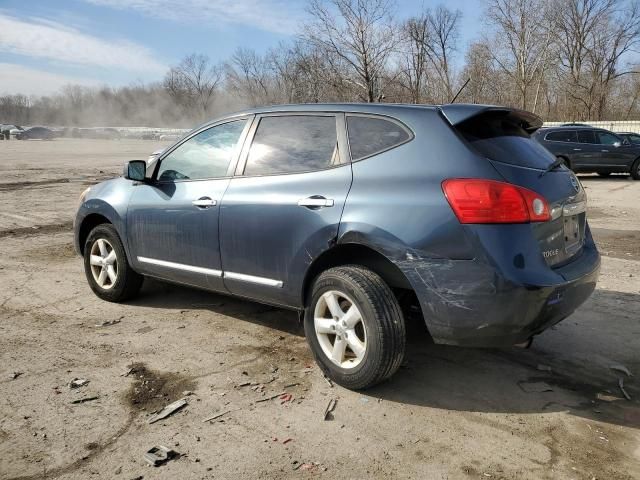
441 106 587 267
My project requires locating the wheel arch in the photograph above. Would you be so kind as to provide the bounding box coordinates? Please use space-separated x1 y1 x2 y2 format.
301 242 413 306
77 213 112 255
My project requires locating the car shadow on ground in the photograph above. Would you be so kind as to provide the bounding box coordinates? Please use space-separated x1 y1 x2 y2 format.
129 279 639 430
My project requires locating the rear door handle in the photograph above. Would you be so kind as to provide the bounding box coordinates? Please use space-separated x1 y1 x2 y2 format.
298 197 334 208
573 148 582 151
601 149 609 153
192 197 216 208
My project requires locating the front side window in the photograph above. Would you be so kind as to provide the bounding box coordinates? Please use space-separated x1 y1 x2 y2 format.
577 130 596 144
244 115 338 175
546 130 577 143
347 115 411 161
596 131 620 145
157 119 247 181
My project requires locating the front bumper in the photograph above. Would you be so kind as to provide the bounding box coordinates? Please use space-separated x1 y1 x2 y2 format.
397 232 600 347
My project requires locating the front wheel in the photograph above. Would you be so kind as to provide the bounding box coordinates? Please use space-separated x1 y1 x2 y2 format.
304 266 406 390
83 224 143 302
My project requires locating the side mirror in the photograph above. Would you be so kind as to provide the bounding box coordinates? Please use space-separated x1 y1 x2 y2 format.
613 141 621 148
124 160 146 181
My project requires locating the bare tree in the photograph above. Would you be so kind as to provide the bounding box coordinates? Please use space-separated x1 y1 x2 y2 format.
424 6 461 102
484 0 553 111
553 0 640 119
398 14 430 103
305 0 398 102
164 54 222 120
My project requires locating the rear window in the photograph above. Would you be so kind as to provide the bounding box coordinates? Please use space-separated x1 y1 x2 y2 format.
545 130 577 142
456 111 555 169
347 115 411 161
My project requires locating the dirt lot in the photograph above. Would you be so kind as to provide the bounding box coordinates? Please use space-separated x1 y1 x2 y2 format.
0 139 639 480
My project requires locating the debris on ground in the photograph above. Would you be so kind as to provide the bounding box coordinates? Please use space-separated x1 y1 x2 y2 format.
202 409 239 423
71 396 99 404
282 438 293 445
280 393 293 405
324 398 337 421
536 364 552 372
618 378 632 401
10 372 23 380
255 391 286 403
518 381 553 393
143 445 178 467
95 318 121 327
148 398 188 424
322 375 333 387
610 364 633 377
69 378 89 389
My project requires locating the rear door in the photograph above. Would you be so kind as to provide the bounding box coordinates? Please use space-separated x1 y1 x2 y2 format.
219 113 352 307
127 118 250 290
574 130 600 169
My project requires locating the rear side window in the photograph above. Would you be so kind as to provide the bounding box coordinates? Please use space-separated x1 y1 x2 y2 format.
244 116 338 175
347 116 411 161
545 130 577 143
456 111 555 169
577 130 596 144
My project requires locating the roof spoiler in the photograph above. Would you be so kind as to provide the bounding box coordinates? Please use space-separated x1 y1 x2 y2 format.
438 104 543 133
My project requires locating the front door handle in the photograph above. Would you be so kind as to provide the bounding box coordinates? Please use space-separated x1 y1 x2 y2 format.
573 148 582 151
601 149 609 153
192 197 216 208
298 196 334 208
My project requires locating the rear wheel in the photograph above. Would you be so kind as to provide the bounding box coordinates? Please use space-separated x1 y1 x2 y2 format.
631 158 640 180
304 266 406 390
83 224 143 302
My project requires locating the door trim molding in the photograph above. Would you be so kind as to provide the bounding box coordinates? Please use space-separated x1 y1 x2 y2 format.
223 271 283 288
137 256 222 277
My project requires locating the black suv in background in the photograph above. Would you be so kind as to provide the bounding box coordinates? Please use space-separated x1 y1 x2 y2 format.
533 126 640 179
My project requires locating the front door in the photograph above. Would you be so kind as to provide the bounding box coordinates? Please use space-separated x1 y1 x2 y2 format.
594 130 636 169
219 113 352 307
127 118 250 290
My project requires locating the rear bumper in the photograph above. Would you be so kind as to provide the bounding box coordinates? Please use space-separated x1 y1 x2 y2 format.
398 230 600 347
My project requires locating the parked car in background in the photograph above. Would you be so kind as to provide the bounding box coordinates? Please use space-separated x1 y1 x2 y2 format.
75 104 600 389
617 132 640 145
533 126 640 179
16 126 54 140
0 124 23 139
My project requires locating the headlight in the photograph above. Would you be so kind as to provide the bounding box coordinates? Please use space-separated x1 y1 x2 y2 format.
78 187 91 206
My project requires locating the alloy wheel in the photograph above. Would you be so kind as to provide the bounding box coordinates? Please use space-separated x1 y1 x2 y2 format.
314 290 367 369
89 238 118 289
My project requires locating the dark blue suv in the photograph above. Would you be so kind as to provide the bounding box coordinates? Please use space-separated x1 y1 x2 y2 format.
74 104 600 389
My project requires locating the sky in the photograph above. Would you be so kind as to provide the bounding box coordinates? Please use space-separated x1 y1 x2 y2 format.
0 0 483 96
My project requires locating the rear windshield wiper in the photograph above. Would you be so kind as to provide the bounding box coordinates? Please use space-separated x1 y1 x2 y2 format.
539 158 564 177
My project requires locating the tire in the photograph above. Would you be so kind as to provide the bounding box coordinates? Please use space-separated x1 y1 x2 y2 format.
631 158 640 180
597 172 611 177
304 265 406 390
83 224 143 302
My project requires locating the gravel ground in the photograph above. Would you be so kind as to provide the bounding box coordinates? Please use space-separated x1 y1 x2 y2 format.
0 139 639 480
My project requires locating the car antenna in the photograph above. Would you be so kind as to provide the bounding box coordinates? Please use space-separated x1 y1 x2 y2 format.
449 78 470 104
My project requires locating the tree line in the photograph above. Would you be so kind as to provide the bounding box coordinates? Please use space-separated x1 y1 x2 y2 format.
2 0 640 127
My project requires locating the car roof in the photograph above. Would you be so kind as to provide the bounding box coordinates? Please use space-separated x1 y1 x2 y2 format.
197 102 542 132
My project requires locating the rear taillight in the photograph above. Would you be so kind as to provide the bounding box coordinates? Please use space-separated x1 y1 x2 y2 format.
442 179 550 224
